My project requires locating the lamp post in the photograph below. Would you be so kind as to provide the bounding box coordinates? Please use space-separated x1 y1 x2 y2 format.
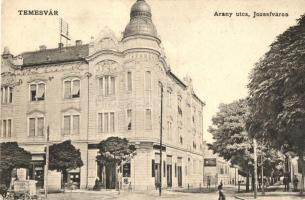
44 126 50 198
159 82 163 196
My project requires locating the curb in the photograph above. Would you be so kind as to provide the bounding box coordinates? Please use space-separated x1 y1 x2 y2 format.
234 196 246 200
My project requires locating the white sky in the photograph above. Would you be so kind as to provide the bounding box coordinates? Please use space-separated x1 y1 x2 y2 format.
2 0 305 142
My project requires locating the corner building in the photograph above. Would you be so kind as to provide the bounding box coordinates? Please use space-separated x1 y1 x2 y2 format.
1 0 205 190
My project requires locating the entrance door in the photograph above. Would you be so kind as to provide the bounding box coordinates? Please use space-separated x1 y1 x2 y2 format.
177 166 182 187
167 165 172 187
154 163 161 188
106 164 116 189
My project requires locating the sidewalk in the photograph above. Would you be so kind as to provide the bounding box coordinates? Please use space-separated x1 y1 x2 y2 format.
235 191 305 200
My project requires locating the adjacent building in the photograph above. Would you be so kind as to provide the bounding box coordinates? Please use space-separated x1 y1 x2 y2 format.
0 0 205 190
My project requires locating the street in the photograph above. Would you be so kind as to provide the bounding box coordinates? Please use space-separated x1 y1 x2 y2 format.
44 186 305 200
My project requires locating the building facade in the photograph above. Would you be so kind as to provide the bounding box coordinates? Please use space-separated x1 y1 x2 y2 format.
202 143 232 187
0 0 205 190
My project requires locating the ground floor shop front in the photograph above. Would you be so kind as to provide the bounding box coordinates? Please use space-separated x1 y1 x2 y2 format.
21 141 204 191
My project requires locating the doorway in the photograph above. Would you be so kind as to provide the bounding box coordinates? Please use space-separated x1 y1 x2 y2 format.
167 164 172 187
177 166 182 187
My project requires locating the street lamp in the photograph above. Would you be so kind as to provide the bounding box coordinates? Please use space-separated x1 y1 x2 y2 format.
44 126 50 198
158 82 164 197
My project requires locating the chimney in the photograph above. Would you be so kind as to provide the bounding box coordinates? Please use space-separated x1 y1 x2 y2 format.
58 43 64 48
75 40 82 46
2 47 13 59
39 45 47 51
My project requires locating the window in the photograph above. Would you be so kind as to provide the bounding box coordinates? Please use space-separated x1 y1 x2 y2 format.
180 136 183 144
178 96 182 116
30 83 45 101
64 79 80 99
105 77 109 96
127 109 132 130
110 112 115 132
73 115 80 134
28 117 44 137
193 141 197 149
167 90 172 107
1 87 13 104
63 116 71 135
37 117 44 136
123 163 131 177
145 109 152 130
72 80 80 98
145 71 151 91
99 76 115 96
98 113 103 133
63 114 80 135
0 119 12 138
167 121 172 140
127 72 132 92
98 112 115 133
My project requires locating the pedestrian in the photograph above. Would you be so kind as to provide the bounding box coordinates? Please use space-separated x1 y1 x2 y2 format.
293 175 299 191
283 176 287 192
207 176 211 190
218 184 226 200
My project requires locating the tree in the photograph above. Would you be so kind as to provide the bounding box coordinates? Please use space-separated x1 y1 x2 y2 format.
96 137 136 190
247 14 305 195
209 99 284 192
208 99 254 192
0 142 31 197
47 140 83 189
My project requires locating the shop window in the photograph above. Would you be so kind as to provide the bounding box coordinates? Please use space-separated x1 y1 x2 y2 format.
123 163 131 177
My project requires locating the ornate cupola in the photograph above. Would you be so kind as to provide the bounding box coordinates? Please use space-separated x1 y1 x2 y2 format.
123 0 158 39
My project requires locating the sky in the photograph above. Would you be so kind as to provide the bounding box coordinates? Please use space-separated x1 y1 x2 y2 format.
1 0 305 142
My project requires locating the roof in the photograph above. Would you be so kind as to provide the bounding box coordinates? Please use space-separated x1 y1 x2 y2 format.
20 44 89 67
168 71 205 106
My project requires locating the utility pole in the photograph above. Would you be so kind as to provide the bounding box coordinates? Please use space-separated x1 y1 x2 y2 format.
254 139 258 199
159 82 163 196
44 126 50 199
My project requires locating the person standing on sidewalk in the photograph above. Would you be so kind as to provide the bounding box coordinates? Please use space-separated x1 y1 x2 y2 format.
283 176 288 192
218 184 226 200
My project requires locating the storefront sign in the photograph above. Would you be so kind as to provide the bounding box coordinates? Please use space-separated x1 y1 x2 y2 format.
204 158 217 166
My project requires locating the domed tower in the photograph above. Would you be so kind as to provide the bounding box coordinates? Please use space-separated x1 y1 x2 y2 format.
122 0 161 53
123 0 158 39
